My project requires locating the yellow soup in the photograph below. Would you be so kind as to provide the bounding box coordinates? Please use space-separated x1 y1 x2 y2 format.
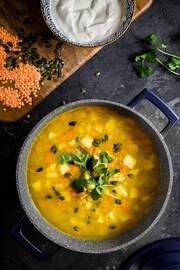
27 106 160 240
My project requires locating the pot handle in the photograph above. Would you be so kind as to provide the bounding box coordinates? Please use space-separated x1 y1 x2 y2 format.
127 89 179 137
11 215 59 262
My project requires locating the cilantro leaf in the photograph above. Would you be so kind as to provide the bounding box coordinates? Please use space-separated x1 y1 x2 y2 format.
134 65 153 78
146 51 158 63
108 169 120 179
166 61 178 71
58 149 122 200
135 53 147 62
91 187 102 200
86 157 98 170
71 177 87 192
145 34 157 45
86 178 97 185
58 150 90 168
134 34 180 77
100 152 113 164
95 164 108 176
171 56 180 66
156 44 168 49
58 152 74 164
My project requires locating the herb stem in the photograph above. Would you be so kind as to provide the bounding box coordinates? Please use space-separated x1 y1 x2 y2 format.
157 48 180 59
103 184 116 187
80 165 93 179
155 57 180 76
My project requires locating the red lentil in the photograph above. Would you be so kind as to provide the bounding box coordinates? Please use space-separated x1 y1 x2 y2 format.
0 27 41 109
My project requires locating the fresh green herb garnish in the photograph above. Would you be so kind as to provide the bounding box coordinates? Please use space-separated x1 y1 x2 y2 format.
72 177 87 192
58 149 120 200
145 34 157 45
91 187 103 200
134 34 180 77
100 152 113 164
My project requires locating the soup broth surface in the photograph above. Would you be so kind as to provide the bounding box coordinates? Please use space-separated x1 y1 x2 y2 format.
27 106 160 240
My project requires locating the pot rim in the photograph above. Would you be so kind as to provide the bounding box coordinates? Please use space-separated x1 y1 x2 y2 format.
16 99 173 253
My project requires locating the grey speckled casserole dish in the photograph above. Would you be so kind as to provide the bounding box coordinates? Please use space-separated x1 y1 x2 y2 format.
14 89 179 259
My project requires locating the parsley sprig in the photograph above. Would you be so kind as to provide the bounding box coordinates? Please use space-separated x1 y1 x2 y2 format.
134 34 180 78
58 149 120 200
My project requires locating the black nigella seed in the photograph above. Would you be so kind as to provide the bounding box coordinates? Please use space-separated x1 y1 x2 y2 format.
51 145 57 153
92 138 100 147
36 167 43 172
127 173 135 179
45 195 52 199
76 136 80 142
109 225 116 229
64 172 72 178
87 217 91 224
55 191 61 196
78 146 86 153
74 226 80 231
52 186 61 197
104 134 109 141
110 181 118 186
55 190 61 196
115 199 121 205
69 121 76 126
92 142 98 147
113 143 121 153
112 189 117 194
74 207 79 213
59 196 65 201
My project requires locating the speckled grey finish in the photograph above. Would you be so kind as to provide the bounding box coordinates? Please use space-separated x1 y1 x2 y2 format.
1 0 180 268
40 0 135 47
16 99 173 253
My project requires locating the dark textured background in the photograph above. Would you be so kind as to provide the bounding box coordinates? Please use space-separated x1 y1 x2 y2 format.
1 0 180 269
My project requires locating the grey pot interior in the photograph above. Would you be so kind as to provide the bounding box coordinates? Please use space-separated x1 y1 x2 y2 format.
16 100 173 253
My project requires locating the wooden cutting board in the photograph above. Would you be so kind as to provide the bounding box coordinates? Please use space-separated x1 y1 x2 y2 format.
0 0 153 123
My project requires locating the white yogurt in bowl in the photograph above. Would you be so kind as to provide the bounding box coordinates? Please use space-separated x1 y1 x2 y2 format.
50 0 125 44
41 0 135 47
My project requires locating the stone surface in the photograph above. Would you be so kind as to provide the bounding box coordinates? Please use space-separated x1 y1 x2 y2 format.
0 0 180 269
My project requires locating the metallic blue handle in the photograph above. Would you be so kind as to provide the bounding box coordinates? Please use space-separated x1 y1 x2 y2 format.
11 215 59 262
128 89 179 137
